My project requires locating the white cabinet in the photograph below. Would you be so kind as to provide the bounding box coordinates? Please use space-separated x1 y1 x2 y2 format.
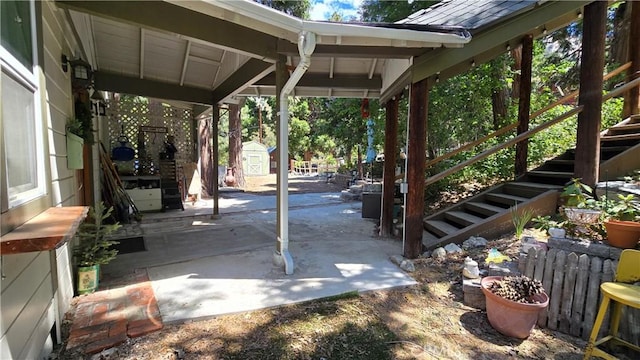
122 176 162 212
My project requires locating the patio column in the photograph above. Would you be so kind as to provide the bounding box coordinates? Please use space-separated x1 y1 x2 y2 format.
515 34 533 178
625 2 640 117
212 105 220 218
275 55 290 269
381 95 399 237
574 1 607 187
404 78 430 259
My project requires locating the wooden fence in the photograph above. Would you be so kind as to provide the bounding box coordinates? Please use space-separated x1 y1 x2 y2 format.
520 247 639 344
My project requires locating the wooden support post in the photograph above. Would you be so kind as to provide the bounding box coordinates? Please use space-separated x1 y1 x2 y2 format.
625 1 640 116
575 1 607 187
405 79 429 259
515 34 533 178
212 105 220 217
381 96 399 237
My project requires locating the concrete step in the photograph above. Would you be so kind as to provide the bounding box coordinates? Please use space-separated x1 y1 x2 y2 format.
445 211 485 227
424 219 461 238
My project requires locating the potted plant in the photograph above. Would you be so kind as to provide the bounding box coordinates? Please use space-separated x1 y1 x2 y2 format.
73 202 121 294
480 275 549 339
559 178 602 238
603 194 640 249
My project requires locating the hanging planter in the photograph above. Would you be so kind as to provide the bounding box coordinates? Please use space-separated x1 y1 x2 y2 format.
481 276 549 339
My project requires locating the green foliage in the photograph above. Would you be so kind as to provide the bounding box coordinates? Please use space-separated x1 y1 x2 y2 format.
603 194 640 222
511 205 535 238
560 178 594 208
532 215 564 232
73 203 121 267
256 0 310 18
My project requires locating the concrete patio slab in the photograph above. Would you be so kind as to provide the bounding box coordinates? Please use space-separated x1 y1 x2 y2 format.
103 191 416 325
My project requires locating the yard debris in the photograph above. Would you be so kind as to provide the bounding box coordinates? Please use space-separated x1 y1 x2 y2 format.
462 236 488 249
444 243 464 254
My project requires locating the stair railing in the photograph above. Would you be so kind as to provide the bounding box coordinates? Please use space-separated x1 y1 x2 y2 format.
425 106 583 186
411 62 638 185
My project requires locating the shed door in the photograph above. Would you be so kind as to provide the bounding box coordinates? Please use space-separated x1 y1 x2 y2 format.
247 154 262 175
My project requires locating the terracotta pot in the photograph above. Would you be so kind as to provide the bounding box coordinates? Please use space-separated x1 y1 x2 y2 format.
604 220 640 249
480 276 549 339
224 168 236 186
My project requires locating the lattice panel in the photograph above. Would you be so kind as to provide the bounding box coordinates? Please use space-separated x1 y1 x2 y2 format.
106 96 194 170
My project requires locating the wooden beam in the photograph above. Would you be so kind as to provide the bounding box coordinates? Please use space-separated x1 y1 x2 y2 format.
410 1 589 84
56 0 278 59
515 35 533 178
212 58 273 104
94 71 214 104
180 40 191 86
574 1 607 187
255 73 382 89
626 2 640 116
405 79 429 259
381 96 399 238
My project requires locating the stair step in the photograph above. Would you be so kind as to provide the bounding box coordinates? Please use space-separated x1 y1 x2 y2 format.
527 170 574 178
601 133 640 142
485 193 529 206
465 201 507 217
546 159 575 166
505 182 562 198
422 231 441 247
445 211 485 227
424 220 461 238
609 123 640 133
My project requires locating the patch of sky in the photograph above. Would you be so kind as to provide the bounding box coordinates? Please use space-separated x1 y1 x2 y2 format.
310 0 364 21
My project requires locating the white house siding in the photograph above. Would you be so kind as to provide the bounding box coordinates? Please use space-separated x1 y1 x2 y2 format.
0 1 80 359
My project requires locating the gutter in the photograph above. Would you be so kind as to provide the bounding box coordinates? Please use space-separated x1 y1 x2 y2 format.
192 0 471 46
277 31 316 275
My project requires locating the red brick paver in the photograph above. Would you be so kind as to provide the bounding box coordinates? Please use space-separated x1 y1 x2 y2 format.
66 270 163 354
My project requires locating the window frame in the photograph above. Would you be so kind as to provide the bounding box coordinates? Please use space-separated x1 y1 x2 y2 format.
1 0 46 213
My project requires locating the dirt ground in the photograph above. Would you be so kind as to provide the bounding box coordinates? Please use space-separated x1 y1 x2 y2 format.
55 176 591 360
242 173 346 195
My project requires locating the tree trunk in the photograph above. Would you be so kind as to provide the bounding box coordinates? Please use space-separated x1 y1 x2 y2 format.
228 103 245 188
357 145 363 179
199 117 214 196
574 1 607 187
490 57 509 130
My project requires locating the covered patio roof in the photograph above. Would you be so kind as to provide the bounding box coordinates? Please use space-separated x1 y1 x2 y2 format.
57 0 471 105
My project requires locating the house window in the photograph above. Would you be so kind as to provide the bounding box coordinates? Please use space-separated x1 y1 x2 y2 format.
1 0 44 211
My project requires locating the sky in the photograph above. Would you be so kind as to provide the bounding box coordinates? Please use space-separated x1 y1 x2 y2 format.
309 0 363 21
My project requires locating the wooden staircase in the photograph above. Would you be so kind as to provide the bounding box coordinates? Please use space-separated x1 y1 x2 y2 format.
422 114 640 249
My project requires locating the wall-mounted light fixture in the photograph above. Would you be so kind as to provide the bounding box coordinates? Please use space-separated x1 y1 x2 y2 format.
61 55 93 88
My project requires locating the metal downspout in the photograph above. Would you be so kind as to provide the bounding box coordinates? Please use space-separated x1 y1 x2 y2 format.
277 31 316 275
